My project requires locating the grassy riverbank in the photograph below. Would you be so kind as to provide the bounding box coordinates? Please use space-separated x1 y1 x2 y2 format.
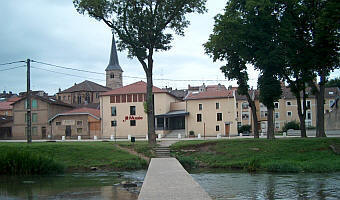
0 142 149 174
171 138 340 173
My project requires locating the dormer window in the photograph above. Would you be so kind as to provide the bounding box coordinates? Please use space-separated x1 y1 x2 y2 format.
110 73 114 79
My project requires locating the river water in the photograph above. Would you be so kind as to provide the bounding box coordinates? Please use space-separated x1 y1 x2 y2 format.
192 172 340 200
1 171 339 199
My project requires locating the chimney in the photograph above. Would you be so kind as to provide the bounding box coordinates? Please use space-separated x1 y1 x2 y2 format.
74 83 77 86
228 85 232 90
3 91 5 94
58 88 61 93
9 91 12 94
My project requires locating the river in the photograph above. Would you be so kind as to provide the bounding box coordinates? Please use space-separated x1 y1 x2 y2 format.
1 171 339 199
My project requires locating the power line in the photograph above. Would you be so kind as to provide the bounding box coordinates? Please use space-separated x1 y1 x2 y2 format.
31 66 106 82
0 61 25 66
31 59 230 82
0 65 26 72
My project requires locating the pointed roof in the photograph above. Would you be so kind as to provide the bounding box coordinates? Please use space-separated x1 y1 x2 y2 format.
48 107 100 122
106 33 123 72
58 80 111 93
101 81 168 96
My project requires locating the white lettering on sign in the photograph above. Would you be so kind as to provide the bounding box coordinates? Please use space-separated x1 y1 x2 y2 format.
62 120 75 125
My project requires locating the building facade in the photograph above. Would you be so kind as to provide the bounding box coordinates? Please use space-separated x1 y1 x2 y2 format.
56 80 110 105
49 107 101 139
12 95 74 139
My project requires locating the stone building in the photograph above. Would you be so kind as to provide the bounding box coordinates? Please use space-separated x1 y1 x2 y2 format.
106 34 123 90
56 80 110 105
49 107 100 139
11 95 74 139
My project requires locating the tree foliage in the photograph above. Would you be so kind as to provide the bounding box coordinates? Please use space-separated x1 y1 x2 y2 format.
74 0 207 144
326 77 340 88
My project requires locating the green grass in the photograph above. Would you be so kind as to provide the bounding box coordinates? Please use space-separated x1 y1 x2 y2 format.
171 138 340 173
0 150 64 175
0 142 148 173
118 141 156 158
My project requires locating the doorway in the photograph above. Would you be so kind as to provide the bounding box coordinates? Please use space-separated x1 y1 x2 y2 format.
225 123 230 137
65 126 71 137
41 127 46 139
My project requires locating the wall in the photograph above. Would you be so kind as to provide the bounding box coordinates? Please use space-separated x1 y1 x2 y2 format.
186 97 238 137
325 105 340 131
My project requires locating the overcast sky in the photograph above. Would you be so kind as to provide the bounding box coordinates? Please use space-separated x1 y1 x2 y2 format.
0 0 338 95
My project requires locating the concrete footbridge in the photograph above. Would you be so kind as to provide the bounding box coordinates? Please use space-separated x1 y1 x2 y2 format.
138 158 212 200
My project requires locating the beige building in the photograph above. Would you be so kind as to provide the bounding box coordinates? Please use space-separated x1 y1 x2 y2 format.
185 89 238 137
12 95 74 139
49 107 101 139
100 81 180 138
101 81 238 138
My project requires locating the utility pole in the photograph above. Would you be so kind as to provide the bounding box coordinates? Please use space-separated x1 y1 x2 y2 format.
26 59 32 143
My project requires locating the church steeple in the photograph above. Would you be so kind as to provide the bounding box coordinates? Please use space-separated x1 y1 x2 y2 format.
106 33 123 89
106 33 123 72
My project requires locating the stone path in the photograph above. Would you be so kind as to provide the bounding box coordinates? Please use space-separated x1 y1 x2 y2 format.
138 158 212 200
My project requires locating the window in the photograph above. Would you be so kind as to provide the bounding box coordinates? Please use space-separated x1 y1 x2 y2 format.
63 96 66 101
32 127 38 136
275 112 280 119
306 121 312 127
127 94 132 102
329 100 335 107
68 95 70 100
77 128 82 133
216 125 220 131
306 100 311 109
138 94 143 102
287 111 292 117
329 91 334 95
130 106 136 115
236 102 238 108
32 113 37 123
306 111 312 120
56 121 61 126
122 94 126 103
133 94 137 102
275 122 280 129
96 92 99 99
111 106 117 116
286 101 291 106
242 102 249 109
111 120 117 127
260 103 265 107
77 120 83 126
216 103 220 109
116 95 121 103
110 96 116 103
237 122 242 128
25 99 38 109
110 73 114 78
274 102 279 109
242 112 249 119
77 96 82 104
197 114 202 122
217 113 222 121
130 120 136 126
58 96 61 101
237 111 239 118
198 104 202 111
261 111 267 118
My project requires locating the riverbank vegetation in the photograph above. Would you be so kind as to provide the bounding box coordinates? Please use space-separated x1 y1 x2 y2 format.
0 142 148 174
171 138 340 173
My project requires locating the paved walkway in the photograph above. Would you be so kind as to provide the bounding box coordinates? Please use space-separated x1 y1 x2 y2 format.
138 158 212 200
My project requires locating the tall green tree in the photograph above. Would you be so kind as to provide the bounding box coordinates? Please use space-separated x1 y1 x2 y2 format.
73 0 207 144
307 0 340 137
204 10 260 138
325 77 340 88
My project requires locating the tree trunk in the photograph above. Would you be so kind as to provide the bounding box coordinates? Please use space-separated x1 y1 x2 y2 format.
316 73 326 137
296 90 307 138
146 58 156 145
246 93 259 138
267 107 275 139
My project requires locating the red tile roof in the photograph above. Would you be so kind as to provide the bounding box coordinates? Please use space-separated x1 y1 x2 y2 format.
0 101 12 110
63 107 100 118
101 81 166 96
7 97 22 102
185 90 234 100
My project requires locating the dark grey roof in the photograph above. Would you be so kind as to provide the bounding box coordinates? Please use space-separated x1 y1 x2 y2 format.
155 110 189 118
106 34 123 72
58 80 110 93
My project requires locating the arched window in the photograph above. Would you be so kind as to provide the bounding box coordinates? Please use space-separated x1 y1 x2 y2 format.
110 73 114 79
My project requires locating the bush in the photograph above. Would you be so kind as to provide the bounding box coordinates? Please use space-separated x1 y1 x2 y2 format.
177 156 197 170
0 150 64 175
238 125 251 133
282 121 300 132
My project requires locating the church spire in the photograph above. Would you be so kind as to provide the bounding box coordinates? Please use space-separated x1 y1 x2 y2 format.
106 33 123 72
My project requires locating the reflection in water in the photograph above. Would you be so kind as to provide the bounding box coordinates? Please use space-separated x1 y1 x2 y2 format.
192 172 340 200
0 170 146 200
